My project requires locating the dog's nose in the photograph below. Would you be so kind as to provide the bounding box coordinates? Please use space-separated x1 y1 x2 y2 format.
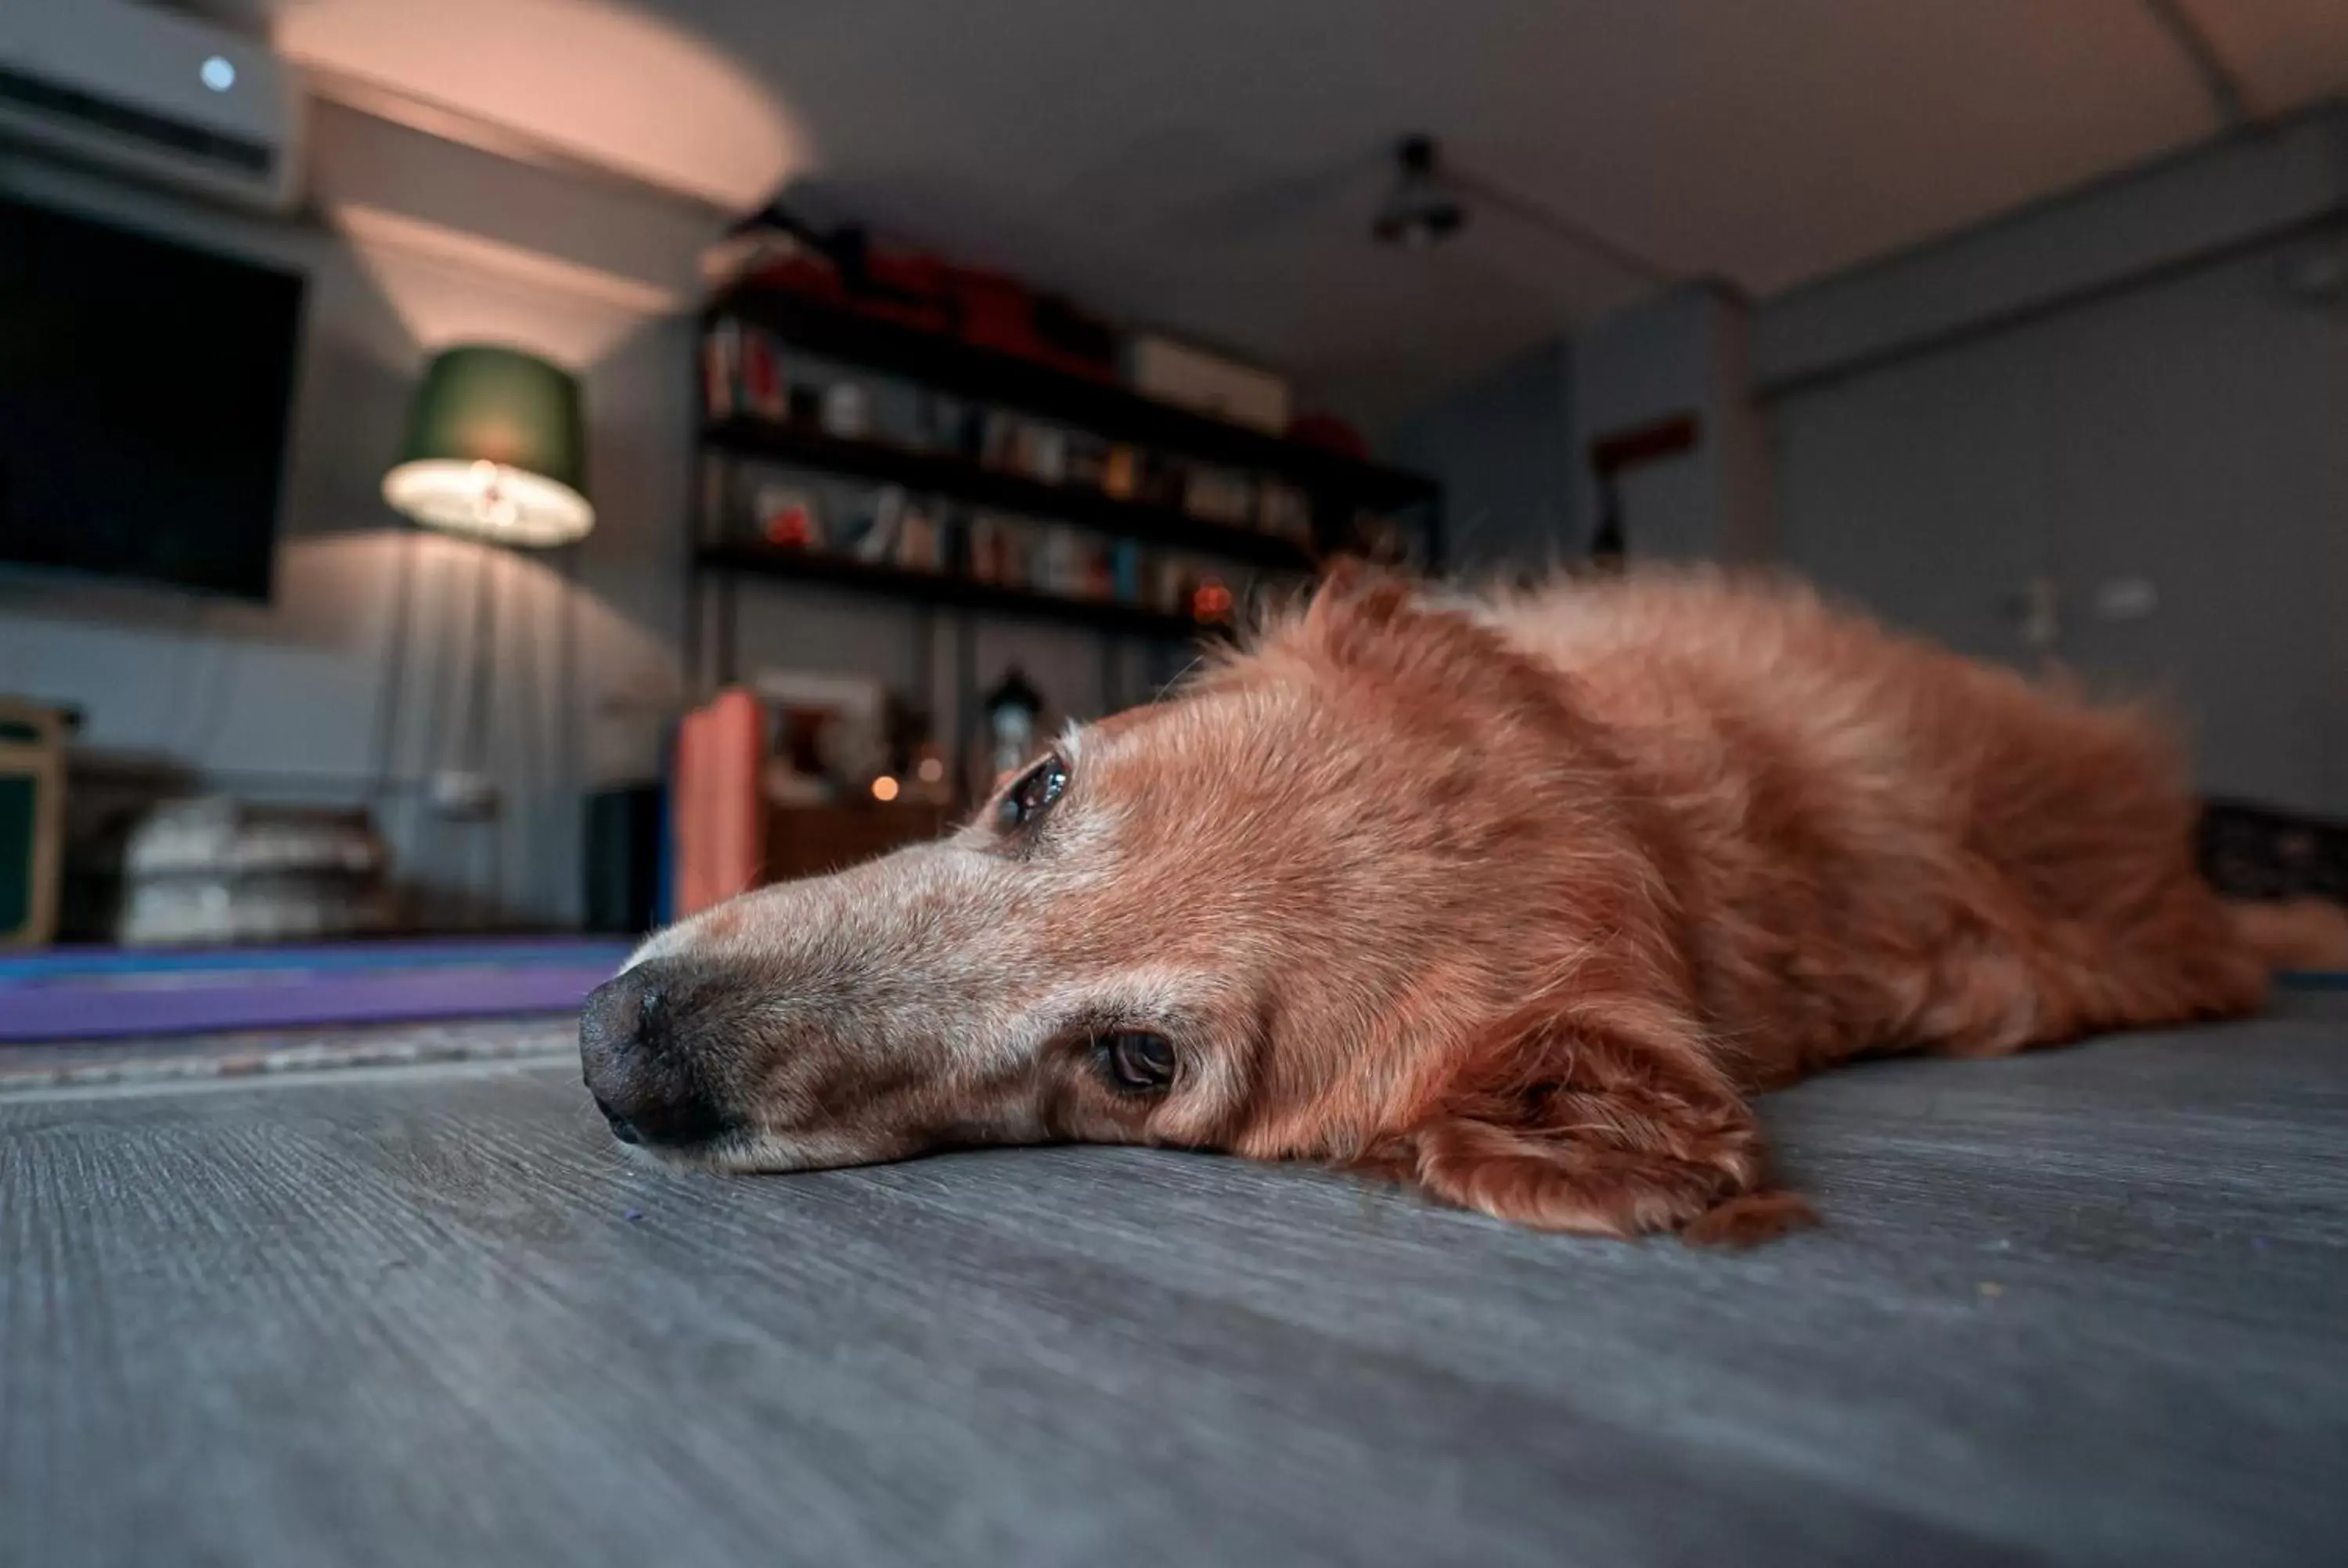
581 961 670 1065
591 1092 642 1144
578 960 733 1148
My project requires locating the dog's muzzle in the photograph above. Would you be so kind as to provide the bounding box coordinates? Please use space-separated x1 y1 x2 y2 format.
579 959 736 1149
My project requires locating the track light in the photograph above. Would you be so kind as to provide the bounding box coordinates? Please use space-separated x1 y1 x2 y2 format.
1367 132 1679 284
1371 135 1468 248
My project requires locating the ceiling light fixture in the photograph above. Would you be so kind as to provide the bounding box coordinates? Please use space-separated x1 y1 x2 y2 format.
1370 135 1468 249
1371 132 1678 286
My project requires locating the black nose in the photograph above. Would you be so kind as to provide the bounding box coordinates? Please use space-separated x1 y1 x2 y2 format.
578 960 733 1148
581 962 671 1063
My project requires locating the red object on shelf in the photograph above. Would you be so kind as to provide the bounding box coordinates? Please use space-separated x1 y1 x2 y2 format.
747 248 848 305
1287 413 1369 459
736 225 1122 381
855 248 956 334
761 502 819 550
949 269 1031 354
946 266 1117 382
743 237 956 335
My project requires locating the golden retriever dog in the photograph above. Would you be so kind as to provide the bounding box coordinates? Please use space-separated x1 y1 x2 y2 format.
582 566 2340 1241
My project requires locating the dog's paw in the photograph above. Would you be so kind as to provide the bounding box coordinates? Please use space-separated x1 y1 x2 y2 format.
1678 1189 1818 1247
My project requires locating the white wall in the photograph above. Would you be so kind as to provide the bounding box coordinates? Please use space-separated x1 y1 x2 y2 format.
0 105 1133 929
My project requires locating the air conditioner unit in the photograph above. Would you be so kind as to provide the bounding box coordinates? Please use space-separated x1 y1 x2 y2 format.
0 1 301 211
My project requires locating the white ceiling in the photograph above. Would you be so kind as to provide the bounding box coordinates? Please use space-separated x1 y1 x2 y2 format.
207 0 2348 425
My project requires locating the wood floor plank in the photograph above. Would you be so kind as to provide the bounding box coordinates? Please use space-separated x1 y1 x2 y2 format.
4 997 2345 1567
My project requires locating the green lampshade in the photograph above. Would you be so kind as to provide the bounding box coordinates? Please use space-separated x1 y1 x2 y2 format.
383 344 592 546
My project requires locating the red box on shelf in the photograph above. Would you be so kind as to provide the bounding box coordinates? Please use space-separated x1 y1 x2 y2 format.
946 267 1117 382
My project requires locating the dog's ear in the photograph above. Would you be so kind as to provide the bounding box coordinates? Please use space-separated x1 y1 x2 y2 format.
1356 995 1813 1244
1298 557 1423 660
1291 563 1593 734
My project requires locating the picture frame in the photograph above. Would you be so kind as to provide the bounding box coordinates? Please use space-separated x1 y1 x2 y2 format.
751 668 893 803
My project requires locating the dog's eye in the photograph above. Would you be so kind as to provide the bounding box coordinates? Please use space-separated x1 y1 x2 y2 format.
1096 1030 1176 1094
998 754 1068 831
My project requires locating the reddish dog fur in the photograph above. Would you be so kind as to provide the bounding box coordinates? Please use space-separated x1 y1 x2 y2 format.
585 566 2339 1241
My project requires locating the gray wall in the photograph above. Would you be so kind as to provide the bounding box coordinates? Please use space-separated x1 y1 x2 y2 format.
1761 105 2348 815
1387 338 1576 574
0 108 1133 929
1386 103 2348 816
1572 285 1770 566
1385 284 1775 576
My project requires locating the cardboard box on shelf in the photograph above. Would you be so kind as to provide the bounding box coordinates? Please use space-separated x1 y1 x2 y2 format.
1125 333 1292 434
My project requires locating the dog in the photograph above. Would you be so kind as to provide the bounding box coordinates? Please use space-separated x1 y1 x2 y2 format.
582 566 2342 1241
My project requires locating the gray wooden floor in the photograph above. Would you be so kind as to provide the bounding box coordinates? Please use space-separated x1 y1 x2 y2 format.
5 994 2346 1568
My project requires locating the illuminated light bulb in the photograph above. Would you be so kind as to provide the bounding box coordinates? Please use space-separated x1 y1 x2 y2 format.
916 757 945 785
870 775 901 803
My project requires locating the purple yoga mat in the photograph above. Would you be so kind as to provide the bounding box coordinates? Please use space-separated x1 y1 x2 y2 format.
1 949 628 1044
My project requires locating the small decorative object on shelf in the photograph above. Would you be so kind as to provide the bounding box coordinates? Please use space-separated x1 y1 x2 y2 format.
870 379 927 448
834 484 903 563
1182 463 1255 526
967 512 1037 587
924 392 971 455
1025 424 1069 485
1258 480 1313 547
754 482 823 549
982 667 1046 784
1100 444 1142 501
1065 430 1107 490
741 328 787 421
703 318 742 417
819 380 870 439
1190 574 1236 626
894 498 945 571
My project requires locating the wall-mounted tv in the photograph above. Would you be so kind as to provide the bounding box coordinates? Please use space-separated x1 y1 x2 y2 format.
0 192 304 600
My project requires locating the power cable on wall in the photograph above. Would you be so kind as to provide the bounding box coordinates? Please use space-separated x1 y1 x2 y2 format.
368 526 421 807
2141 0 2255 131
478 544 508 926
1453 169 1680 289
1372 133 1683 288
558 541 584 928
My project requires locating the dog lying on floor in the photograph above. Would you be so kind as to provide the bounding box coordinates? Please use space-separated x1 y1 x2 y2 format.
582 566 2340 1241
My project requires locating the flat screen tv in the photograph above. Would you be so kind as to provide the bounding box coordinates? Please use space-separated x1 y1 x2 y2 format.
0 193 304 600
